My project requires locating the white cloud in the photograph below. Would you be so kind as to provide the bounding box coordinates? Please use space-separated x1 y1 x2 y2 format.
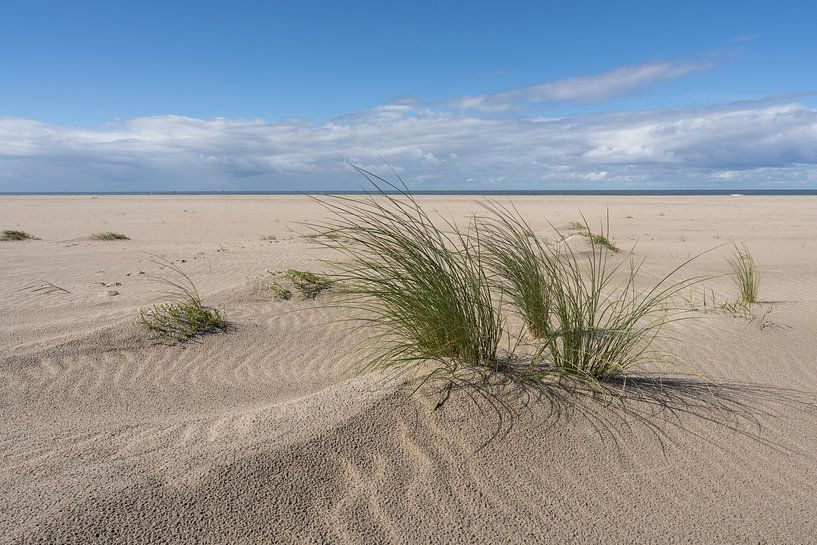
450 60 707 112
1 100 817 191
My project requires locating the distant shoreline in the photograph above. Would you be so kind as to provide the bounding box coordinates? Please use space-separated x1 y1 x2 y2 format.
3 189 817 196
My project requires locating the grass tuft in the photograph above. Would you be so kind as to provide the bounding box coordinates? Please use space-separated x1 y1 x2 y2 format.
2 230 37 241
139 256 225 341
92 232 129 240
481 204 551 338
727 242 759 305
259 272 292 300
583 231 620 253
307 166 504 399
283 269 333 299
484 209 706 386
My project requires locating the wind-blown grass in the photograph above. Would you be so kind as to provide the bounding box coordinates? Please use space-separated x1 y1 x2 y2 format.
308 167 504 402
1 230 37 241
92 232 129 240
727 242 759 305
139 256 225 341
480 204 551 338
483 209 707 387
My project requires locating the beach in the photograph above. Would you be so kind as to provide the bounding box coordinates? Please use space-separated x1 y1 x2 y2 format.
1 195 816 544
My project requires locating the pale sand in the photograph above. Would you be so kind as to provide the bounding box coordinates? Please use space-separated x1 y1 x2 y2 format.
1 195 816 544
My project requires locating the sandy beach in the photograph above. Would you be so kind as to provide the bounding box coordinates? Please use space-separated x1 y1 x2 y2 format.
1 195 816 544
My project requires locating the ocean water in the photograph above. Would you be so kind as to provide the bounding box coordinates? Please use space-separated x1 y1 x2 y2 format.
3 190 817 196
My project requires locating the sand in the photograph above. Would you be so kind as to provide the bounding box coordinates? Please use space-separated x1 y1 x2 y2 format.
1 195 816 544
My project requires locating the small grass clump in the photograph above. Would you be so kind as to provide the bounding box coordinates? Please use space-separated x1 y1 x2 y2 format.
1 230 37 241
481 204 551 338
564 221 620 252
283 269 333 299
484 210 705 386
727 242 759 305
92 232 129 240
308 167 504 400
259 272 292 300
583 231 619 253
139 257 225 342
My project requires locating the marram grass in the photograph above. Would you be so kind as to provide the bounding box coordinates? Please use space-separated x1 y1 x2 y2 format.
92 232 129 240
284 269 333 299
727 242 759 306
482 208 708 388
480 203 551 338
139 256 225 342
1 230 37 241
308 167 504 402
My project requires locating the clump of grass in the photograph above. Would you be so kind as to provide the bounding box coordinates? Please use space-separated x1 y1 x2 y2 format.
308 167 504 401
481 204 551 338
283 269 333 299
138 256 225 342
261 234 277 241
1 230 37 241
92 232 129 240
484 210 706 386
727 242 759 305
259 272 292 300
563 220 620 252
583 231 619 253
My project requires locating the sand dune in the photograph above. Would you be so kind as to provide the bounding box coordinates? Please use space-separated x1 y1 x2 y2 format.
1 196 816 544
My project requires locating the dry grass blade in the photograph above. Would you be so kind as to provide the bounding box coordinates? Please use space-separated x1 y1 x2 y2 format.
21 281 70 295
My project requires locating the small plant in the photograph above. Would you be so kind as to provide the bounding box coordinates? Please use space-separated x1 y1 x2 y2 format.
563 221 620 252
283 269 333 299
583 231 620 253
308 167 504 403
484 209 706 387
259 272 292 300
92 232 129 240
727 242 759 305
139 256 225 341
261 234 277 241
1 230 37 241
481 204 551 338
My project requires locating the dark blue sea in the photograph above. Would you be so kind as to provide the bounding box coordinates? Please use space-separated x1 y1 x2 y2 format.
3 190 817 196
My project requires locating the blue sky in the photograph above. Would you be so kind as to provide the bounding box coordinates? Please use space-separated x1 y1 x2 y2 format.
1 0 816 191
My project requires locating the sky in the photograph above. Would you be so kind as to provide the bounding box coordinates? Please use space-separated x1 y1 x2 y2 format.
1 0 816 191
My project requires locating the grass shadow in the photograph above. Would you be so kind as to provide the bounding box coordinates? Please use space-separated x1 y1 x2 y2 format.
434 365 817 457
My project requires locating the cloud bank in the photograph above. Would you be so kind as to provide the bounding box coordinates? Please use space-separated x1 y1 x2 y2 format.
450 60 707 112
1 64 816 191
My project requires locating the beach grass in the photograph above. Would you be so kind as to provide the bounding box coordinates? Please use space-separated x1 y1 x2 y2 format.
259 272 292 300
582 231 619 252
728 242 759 305
565 220 620 252
483 209 706 387
139 256 225 341
92 232 129 240
308 167 504 402
284 269 333 299
1 230 37 241
480 204 551 338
